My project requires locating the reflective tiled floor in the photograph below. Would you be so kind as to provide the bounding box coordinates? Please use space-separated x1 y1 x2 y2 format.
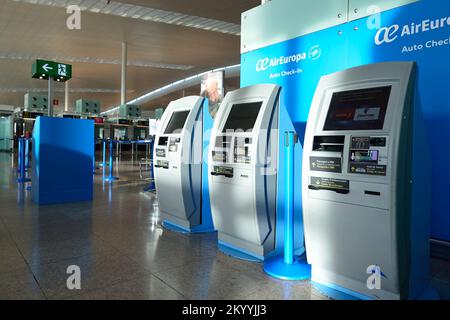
0 151 449 300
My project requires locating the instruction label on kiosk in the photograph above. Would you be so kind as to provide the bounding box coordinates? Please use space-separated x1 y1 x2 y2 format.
310 157 341 173
349 163 387 176
310 177 349 192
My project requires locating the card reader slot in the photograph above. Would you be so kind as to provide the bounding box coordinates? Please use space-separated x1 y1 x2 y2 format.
364 190 381 196
308 185 349 194
210 172 233 178
313 135 345 152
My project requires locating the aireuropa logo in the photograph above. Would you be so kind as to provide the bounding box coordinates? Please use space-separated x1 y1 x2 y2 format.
375 15 450 45
255 53 306 72
256 58 270 72
375 25 400 45
308 45 322 60
255 45 321 73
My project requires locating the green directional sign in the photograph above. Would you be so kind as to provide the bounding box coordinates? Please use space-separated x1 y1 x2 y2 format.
32 59 72 82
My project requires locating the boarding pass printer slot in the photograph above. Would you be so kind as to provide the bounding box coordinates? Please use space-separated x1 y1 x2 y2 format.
310 135 344 173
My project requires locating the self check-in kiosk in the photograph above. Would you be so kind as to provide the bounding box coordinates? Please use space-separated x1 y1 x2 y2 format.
302 62 431 299
154 96 213 232
209 84 291 261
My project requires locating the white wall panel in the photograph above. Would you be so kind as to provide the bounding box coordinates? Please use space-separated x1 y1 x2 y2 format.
241 0 348 53
349 0 419 21
241 0 420 53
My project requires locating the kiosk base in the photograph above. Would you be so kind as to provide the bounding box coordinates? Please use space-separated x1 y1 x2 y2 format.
263 255 311 281
415 285 440 300
162 220 215 234
312 279 440 300
312 281 367 300
218 241 263 263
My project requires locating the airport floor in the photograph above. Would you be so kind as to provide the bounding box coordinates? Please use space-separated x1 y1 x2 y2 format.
0 151 449 300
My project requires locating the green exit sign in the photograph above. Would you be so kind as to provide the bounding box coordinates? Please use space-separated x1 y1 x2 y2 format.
32 59 72 82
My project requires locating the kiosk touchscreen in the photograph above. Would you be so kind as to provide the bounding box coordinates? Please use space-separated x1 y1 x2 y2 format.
154 96 207 232
208 84 281 261
302 62 431 299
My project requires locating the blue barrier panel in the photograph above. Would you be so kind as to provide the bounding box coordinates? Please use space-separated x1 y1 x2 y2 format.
31 117 94 205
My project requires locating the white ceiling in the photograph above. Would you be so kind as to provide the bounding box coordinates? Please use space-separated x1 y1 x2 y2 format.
0 0 259 111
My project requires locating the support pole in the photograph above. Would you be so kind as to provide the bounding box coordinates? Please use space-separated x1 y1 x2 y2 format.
19 138 25 181
109 140 114 179
17 136 22 173
48 77 54 117
121 42 127 105
64 81 70 112
263 131 310 280
102 139 106 174
17 137 30 183
284 132 295 265
104 139 119 182
149 139 155 189
25 138 30 169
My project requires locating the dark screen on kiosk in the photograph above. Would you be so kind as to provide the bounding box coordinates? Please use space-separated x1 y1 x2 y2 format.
323 86 392 131
223 102 262 132
164 110 190 134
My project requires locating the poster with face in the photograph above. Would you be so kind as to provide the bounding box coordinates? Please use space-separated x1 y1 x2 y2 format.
200 71 224 119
